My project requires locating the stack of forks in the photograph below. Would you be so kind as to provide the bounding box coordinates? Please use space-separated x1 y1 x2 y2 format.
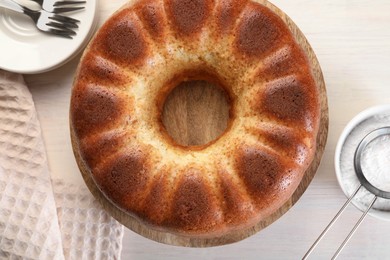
0 0 86 38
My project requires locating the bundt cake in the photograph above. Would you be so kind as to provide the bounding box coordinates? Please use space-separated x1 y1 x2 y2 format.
70 0 322 240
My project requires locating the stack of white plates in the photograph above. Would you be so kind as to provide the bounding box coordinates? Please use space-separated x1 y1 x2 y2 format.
0 0 98 74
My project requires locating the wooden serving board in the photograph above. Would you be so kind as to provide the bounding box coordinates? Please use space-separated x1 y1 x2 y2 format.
79 0 328 247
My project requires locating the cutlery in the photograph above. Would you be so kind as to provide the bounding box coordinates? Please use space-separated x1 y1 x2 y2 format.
0 0 80 38
29 0 86 13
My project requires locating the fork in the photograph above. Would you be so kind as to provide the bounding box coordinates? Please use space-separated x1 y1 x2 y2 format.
29 0 86 13
0 0 79 38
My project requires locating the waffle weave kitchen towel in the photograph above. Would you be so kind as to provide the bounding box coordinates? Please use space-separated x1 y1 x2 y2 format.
0 71 64 259
0 70 123 259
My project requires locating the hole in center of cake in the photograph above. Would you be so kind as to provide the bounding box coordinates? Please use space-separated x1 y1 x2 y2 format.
162 79 231 147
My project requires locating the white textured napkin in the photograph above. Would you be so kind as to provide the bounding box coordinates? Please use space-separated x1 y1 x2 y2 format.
0 70 123 259
52 180 123 259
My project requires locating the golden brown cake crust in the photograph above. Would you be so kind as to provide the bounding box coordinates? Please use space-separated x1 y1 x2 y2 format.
70 0 321 238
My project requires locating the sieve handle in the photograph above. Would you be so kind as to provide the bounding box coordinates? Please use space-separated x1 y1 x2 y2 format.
331 195 377 260
302 185 362 260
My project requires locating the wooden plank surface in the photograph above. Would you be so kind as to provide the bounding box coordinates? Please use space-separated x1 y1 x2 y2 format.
25 0 390 258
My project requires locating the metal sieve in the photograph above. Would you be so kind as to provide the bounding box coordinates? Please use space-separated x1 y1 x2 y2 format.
303 127 390 259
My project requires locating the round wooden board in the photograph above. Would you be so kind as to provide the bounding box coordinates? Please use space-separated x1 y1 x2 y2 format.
75 0 328 247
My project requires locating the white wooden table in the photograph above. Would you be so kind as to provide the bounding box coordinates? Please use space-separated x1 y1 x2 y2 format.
25 0 390 259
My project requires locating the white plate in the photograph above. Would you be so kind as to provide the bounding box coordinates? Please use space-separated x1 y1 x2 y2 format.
335 105 390 221
0 0 98 74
